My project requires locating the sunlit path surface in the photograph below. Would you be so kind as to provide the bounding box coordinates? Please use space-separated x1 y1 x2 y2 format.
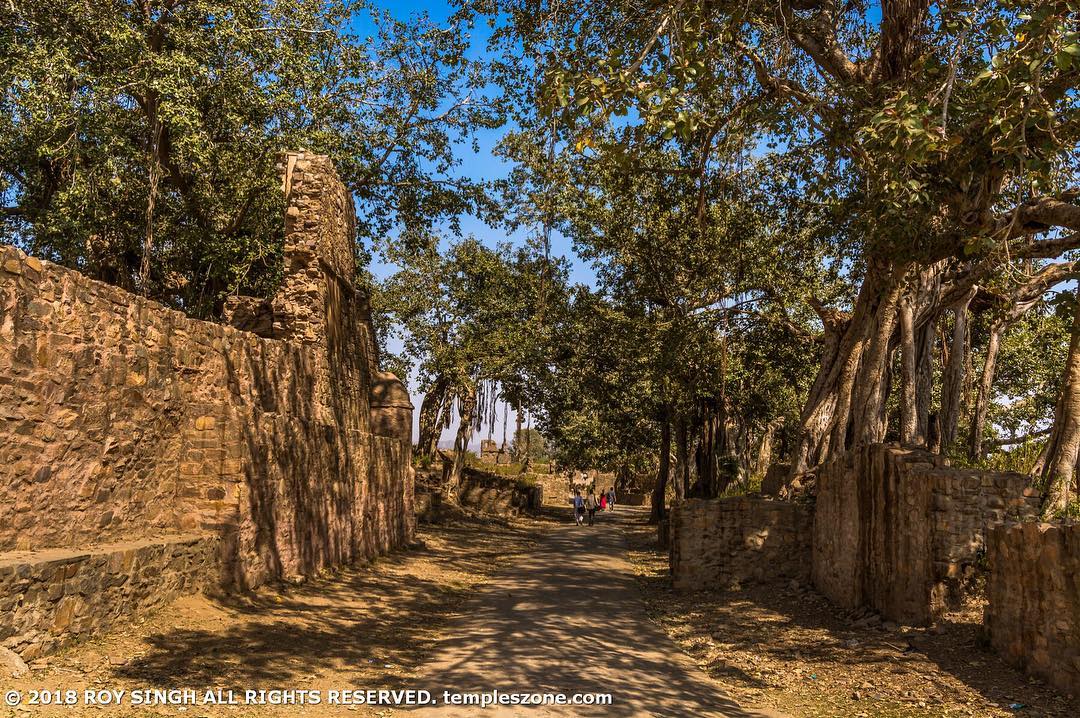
407 508 784 717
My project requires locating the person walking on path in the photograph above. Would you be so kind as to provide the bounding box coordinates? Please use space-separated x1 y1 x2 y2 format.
600 492 607 511
607 487 616 511
571 490 585 525
585 489 599 526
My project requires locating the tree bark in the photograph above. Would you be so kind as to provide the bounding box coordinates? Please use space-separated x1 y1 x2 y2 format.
650 414 672 524
674 417 689 503
513 409 523 462
752 419 780 479
899 295 918 444
789 294 857 475
849 265 908 446
939 287 976 452
792 259 907 476
969 324 1002 459
444 385 477 499
416 375 451 459
695 400 727 498
915 318 936 444
1040 290 1080 519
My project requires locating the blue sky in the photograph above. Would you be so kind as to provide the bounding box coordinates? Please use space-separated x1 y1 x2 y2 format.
362 0 593 448
360 0 595 288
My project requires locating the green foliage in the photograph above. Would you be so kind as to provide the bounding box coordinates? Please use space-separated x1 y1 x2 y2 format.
374 234 570 411
990 306 1070 438
511 427 549 463
1 0 499 316
981 440 1046 474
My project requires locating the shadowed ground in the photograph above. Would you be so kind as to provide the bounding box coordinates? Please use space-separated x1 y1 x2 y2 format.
406 507 783 717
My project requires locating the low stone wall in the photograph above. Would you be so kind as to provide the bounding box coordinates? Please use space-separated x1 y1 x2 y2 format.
536 472 572 506
986 522 1080 696
812 444 1038 625
621 492 651 507
458 468 542 516
414 491 443 524
670 497 813 592
0 536 219 660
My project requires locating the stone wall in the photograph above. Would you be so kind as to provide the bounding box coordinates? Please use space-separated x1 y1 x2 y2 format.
457 468 543 516
985 522 1080 696
669 497 813 592
0 152 414 658
812 444 1038 626
0 536 219 661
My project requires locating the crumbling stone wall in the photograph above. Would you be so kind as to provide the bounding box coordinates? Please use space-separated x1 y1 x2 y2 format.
812 444 1038 625
985 522 1080 696
0 152 413 658
457 468 542 516
669 497 813 592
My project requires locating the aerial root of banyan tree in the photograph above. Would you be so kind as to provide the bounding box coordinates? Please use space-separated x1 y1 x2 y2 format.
787 256 1080 517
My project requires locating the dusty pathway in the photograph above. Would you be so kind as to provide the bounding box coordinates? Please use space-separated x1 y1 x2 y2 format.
406 508 779 717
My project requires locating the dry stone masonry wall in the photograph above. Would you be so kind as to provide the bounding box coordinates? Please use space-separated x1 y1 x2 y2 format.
986 522 1080 697
812 444 1038 626
0 152 414 660
669 497 812 592
0 536 219 661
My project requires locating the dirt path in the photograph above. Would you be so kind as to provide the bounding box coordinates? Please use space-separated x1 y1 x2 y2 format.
0 515 543 718
405 508 780 717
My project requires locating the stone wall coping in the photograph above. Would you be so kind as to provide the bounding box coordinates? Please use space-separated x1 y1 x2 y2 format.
370 371 414 409
0 533 211 570
1 244 289 351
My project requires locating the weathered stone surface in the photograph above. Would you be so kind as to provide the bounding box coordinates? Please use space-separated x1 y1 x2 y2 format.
986 522 1080 697
0 152 414 657
811 444 1039 626
0 535 218 660
760 463 791 496
0 646 29 678
455 467 543 516
669 497 813 592
370 371 414 443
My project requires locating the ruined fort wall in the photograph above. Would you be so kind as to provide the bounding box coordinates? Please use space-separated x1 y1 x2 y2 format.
812 444 1038 625
986 522 1080 696
0 153 413 658
669 496 812 592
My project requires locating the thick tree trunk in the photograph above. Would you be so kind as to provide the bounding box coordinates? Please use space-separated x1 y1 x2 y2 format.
899 296 918 444
513 409 523 462
969 324 1003 460
849 268 908 446
792 260 907 476
649 414 672 524
1040 291 1080 519
444 385 477 499
789 296 859 475
416 375 451 459
695 400 726 498
752 419 780 479
940 288 976 452
674 417 689 503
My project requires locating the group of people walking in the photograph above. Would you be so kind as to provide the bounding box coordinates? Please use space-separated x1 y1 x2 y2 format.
570 487 616 526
